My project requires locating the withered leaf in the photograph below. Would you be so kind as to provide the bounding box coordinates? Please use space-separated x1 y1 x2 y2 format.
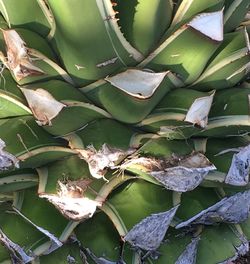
20 88 66 126
184 92 214 128
39 181 101 221
176 190 250 228
2 29 44 81
77 144 135 179
225 145 250 186
123 153 215 192
124 206 179 251
175 237 200 264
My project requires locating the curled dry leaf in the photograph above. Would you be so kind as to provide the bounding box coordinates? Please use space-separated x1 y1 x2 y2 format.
176 190 250 229
124 206 179 251
1 29 44 81
76 144 135 179
224 144 250 186
122 152 215 192
0 138 19 171
105 69 169 99
20 88 66 126
184 92 215 128
175 237 200 264
187 10 224 42
39 180 101 221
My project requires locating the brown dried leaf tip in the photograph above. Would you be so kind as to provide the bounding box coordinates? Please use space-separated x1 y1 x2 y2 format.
77 144 135 179
122 152 216 192
1 29 44 81
20 88 66 126
40 180 101 221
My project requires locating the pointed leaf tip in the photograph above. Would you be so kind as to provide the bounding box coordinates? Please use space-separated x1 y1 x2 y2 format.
20 88 66 126
184 92 215 128
175 237 200 264
176 190 250 228
124 205 179 251
188 10 224 42
225 144 250 186
105 69 169 99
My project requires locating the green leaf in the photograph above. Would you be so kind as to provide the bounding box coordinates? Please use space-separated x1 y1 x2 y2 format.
115 0 173 55
37 242 84 264
82 69 178 124
47 0 143 85
0 203 51 261
75 212 121 263
67 119 136 150
136 89 214 138
224 0 250 33
140 10 223 84
190 29 250 90
0 0 51 37
0 169 38 193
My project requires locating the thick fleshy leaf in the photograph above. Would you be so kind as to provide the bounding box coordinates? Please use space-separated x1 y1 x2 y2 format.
191 29 250 90
0 116 74 169
66 119 136 151
47 0 143 85
199 87 250 137
103 180 174 246
75 212 122 263
0 28 73 85
224 0 250 33
37 155 134 221
136 89 214 138
0 69 31 118
114 0 173 55
140 10 223 84
204 137 250 182
21 80 112 136
83 69 178 123
13 187 72 243
0 169 38 193
0 0 51 37
0 203 51 260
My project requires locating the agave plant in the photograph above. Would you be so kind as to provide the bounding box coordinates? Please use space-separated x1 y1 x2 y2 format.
0 0 249 263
